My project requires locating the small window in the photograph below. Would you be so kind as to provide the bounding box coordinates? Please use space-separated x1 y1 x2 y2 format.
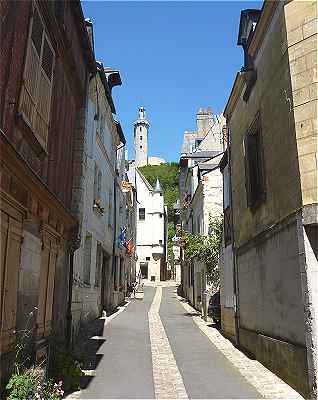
140 136 142 140
83 234 92 285
94 164 102 200
108 190 112 226
159 213 163 218
244 113 265 208
140 145 142 149
114 256 118 290
159 240 163 245
195 139 203 148
95 243 102 287
139 208 145 220
140 126 142 132
146 257 150 261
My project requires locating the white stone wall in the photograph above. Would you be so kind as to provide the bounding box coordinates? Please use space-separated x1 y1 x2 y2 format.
72 80 118 329
135 169 165 282
135 124 148 167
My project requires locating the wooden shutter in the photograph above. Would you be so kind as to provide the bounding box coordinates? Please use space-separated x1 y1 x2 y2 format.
0 213 22 353
0 212 8 330
98 170 102 197
84 234 92 285
95 243 102 287
19 7 54 150
244 135 253 207
37 237 50 338
34 34 54 149
44 241 58 336
94 165 98 199
37 230 59 338
20 8 42 126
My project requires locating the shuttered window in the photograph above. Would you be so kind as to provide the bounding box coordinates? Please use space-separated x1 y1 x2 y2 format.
94 164 102 201
19 6 55 150
0 211 23 352
36 230 59 338
139 208 145 220
95 243 102 287
244 114 266 208
83 234 92 285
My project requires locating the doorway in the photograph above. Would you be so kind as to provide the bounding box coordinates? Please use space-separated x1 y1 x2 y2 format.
140 262 148 279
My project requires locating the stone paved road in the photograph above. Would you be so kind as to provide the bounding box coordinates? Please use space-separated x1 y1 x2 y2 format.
73 284 302 399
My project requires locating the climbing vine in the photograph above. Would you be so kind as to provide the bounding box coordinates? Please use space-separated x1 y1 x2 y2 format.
182 215 223 287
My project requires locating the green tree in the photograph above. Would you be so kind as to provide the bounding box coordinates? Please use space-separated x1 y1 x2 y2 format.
183 215 223 288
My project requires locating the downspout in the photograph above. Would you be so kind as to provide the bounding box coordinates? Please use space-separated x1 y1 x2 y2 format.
66 70 95 346
111 143 125 311
227 127 240 346
66 225 80 346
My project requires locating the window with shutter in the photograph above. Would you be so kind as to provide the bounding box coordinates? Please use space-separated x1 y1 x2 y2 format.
83 234 92 285
98 170 102 197
19 5 55 151
139 208 145 220
244 114 266 208
94 164 98 200
95 243 102 287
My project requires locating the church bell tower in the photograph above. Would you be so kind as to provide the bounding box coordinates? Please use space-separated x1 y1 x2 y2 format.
134 106 150 167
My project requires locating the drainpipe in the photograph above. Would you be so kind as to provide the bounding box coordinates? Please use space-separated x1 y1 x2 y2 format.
66 70 95 346
227 127 240 346
111 143 125 311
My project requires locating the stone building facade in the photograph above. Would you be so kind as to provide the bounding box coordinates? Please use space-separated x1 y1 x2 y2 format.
223 1 317 396
179 108 224 312
71 25 127 337
127 167 167 283
0 0 94 388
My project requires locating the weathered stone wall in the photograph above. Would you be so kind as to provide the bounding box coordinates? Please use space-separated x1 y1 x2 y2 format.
284 0 317 207
226 2 313 395
230 1 301 249
238 219 305 344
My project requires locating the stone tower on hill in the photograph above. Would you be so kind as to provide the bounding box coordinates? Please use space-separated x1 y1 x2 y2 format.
133 107 166 167
134 106 149 167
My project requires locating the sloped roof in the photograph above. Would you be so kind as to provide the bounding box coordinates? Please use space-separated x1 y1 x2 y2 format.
136 168 153 191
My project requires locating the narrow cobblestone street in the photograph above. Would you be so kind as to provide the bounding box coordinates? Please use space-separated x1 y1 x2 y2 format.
67 283 302 399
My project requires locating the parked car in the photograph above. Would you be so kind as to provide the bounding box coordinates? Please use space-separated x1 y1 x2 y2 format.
208 291 221 323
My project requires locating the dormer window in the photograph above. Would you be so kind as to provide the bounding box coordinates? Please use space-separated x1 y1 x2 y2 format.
237 9 261 101
237 9 261 71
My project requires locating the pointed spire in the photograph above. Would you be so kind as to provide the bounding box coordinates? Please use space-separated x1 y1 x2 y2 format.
154 178 162 193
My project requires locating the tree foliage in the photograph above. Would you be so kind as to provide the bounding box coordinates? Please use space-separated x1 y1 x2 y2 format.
183 215 223 288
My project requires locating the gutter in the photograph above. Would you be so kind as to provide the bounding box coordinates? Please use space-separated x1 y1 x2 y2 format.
227 128 241 346
111 142 125 311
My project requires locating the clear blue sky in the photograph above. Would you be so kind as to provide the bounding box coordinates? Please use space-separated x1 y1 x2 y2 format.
82 1 262 162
